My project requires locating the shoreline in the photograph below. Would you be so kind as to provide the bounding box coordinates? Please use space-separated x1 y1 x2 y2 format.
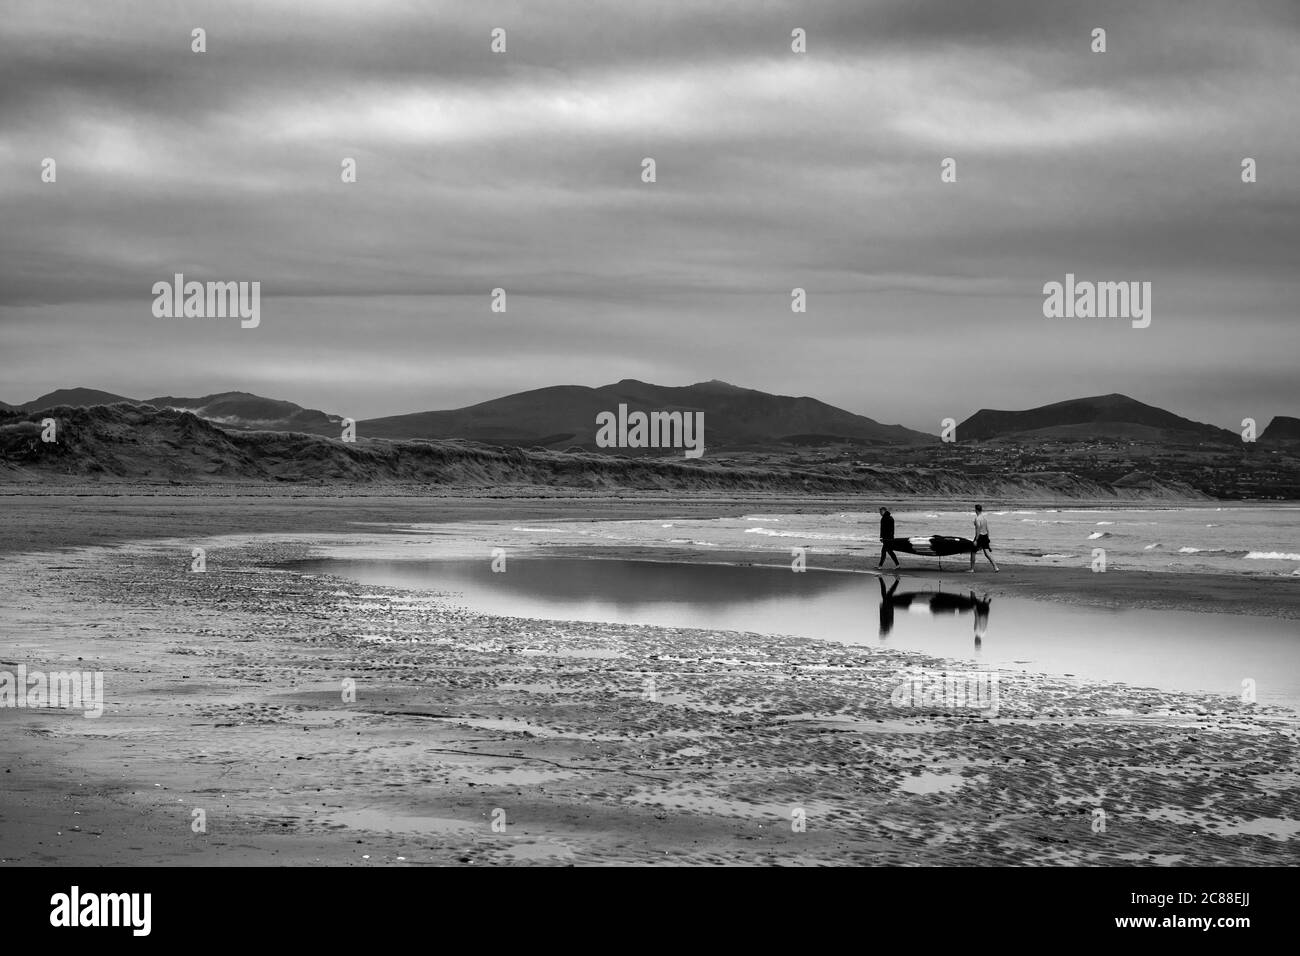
2 498 1298 866
7 484 1293 508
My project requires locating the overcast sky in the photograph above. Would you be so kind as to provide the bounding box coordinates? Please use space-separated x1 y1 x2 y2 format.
1 0 1296 431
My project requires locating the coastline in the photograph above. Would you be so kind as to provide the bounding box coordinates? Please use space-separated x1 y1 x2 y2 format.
2 496 1298 866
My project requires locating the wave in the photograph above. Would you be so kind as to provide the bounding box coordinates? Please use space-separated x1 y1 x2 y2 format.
1087 532 1112 540
744 527 864 542
1245 552 1300 561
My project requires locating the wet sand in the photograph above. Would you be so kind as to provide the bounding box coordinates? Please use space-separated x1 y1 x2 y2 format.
1 494 1297 865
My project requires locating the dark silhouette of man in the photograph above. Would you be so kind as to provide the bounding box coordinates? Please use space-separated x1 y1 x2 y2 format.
877 506 900 569
878 574 916 639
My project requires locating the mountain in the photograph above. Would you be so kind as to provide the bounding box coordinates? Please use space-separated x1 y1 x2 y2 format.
142 392 342 434
1260 416 1300 443
0 403 1206 498
360 379 935 449
22 387 139 411
14 387 341 434
958 394 1237 444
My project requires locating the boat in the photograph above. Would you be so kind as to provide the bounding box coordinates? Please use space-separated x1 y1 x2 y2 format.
887 535 976 558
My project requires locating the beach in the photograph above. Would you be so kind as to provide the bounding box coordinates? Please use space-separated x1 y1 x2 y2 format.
1 492 1297 866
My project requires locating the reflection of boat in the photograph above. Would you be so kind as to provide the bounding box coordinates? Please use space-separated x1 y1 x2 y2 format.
929 591 982 613
878 576 991 643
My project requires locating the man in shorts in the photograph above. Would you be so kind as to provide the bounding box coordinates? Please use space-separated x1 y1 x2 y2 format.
969 504 1000 572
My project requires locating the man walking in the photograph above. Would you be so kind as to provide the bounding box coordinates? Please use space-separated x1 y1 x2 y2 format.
969 504 1000 572
877 506 900 569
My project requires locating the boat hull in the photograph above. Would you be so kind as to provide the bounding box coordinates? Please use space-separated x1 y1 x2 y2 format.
886 535 976 557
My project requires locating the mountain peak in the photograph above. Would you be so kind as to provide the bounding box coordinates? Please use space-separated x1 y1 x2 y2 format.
959 394 1235 443
691 379 750 393
1261 415 1300 442
22 387 138 411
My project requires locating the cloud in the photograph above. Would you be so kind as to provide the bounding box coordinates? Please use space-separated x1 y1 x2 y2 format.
1 0 1297 427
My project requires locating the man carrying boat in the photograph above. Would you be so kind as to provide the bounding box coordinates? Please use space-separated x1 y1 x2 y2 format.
969 505 1000 573
877 507 900 569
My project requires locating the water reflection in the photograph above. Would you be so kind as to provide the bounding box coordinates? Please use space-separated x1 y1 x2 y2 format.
878 575 991 645
284 556 1300 707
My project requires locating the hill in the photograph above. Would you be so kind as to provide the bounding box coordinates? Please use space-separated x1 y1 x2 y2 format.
1261 416 1300 443
22 387 139 411
360 379 934 449
11 387 340 434
958 394 1236 444
143 392 342 434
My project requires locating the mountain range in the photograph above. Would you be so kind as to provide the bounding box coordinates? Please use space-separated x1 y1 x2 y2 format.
0 402 1212 498
1 381 1293 448
3 388 343 434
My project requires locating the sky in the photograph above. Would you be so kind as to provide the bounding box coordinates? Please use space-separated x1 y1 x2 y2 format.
1 0 1297 432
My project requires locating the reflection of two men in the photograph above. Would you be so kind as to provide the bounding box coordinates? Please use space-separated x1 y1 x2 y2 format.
878 576 991 643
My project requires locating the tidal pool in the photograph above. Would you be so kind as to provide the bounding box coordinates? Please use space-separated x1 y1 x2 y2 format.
290 557 1300 709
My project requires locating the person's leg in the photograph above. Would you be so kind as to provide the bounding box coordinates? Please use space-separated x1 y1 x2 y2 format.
983 547 999 571
887 545 900 567
877 545 887 568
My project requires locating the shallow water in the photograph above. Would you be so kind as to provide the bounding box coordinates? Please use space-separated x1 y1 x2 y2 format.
380 504 1300 575
292 556 1300 709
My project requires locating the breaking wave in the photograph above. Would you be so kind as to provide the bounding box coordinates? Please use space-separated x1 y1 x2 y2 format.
745 527 862 542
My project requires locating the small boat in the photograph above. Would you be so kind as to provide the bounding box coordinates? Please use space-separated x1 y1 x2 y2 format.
887 535 976 558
